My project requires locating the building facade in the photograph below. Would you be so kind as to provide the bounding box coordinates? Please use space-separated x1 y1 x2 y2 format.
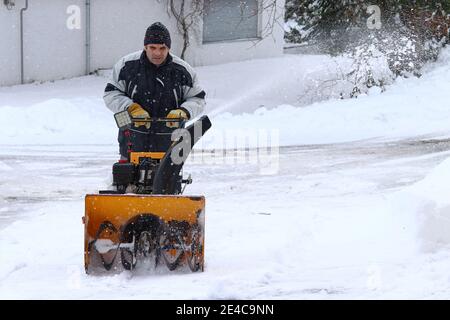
0 0 285 86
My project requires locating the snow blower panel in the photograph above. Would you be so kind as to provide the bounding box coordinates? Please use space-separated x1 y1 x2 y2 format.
84 194 205 273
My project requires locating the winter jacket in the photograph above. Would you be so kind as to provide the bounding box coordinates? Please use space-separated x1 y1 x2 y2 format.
103 50 206 119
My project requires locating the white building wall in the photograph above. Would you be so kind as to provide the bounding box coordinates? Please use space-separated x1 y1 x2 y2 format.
89 0 184 71
0 0 178 86
0 0 86 86
0 0 25 86
24 0 86 84
0 0 285 87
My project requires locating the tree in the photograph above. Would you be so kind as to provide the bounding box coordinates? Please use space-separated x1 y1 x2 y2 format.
285 0 449 83
167 0 203 60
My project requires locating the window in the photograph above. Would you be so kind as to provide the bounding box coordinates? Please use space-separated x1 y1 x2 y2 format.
203 0 259 43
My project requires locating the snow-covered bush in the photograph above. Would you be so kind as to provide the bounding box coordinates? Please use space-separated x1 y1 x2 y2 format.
285 0 450 96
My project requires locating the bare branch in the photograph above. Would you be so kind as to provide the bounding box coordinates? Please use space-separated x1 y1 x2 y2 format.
166 0 204 59
164 0 282 56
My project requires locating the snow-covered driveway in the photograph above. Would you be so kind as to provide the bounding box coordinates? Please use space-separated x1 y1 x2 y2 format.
1 48 450 299
2 136 450 299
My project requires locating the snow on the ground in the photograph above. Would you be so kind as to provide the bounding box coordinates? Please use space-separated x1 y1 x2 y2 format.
2 140 450 299
0 78 115 145
200 47 450 148
1 48 450 299
390 157 450 253
1 47 450 147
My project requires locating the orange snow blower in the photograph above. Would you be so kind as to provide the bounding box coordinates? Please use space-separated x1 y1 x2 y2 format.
83 111 211 274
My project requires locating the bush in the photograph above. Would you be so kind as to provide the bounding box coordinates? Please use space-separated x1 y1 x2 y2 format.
285 0 449 82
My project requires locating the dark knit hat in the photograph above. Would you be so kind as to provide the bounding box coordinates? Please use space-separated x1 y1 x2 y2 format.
144 22 171 48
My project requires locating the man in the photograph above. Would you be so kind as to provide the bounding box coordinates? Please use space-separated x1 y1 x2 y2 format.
103 22 206 158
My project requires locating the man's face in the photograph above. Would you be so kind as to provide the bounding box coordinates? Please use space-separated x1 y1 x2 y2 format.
145 44 169 66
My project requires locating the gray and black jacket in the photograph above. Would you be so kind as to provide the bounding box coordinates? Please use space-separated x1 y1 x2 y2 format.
103 50 205 119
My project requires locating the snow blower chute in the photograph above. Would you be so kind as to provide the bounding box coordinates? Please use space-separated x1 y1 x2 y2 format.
83 112 211 274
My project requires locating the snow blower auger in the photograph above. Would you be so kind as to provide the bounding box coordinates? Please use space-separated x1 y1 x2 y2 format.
83 111 211 274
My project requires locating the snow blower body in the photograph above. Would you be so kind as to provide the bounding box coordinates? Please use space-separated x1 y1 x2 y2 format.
83 111 211 274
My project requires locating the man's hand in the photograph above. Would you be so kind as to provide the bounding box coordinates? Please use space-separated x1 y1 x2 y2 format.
166 109 188 128
128 103 151 129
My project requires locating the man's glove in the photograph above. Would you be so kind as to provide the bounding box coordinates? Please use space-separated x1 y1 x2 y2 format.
128 103 151 129
166 109 188 128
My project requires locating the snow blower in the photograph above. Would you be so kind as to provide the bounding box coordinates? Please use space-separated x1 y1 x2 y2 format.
83 111 211 274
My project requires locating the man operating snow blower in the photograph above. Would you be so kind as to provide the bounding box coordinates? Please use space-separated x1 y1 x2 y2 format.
104 22 206 158
82 22 211 274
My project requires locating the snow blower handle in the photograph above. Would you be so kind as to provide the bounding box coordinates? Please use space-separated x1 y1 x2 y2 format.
114 110 185 130
152 115 212 194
